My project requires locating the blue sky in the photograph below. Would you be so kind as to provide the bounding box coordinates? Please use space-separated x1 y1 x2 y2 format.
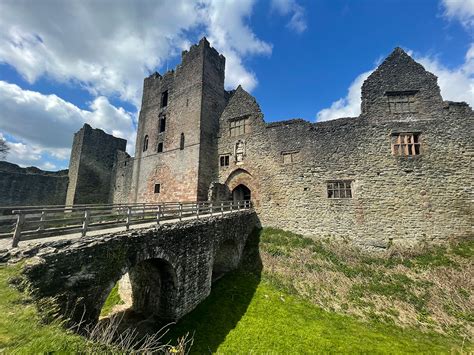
0 0 472 170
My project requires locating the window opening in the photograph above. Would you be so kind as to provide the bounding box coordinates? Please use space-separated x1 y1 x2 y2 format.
157 142 163 153
161 90 168 108
159 116 166 133
220 155 230 167
229 117 249 137
392 133 421 156
327 181 352 199
154 183 161 194
143 135 149 152
180 133 185 150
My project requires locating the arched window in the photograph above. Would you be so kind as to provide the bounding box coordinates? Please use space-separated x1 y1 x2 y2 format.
180 133 185 150
143 135 149 152
157 142 163 153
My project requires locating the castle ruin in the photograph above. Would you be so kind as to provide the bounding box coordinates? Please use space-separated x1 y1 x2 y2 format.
1 38 472 248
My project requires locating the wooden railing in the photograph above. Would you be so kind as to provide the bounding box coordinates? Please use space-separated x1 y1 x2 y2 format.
0 200 252 248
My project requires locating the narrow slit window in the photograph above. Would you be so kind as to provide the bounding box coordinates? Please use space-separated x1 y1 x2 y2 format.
154 183 161 194
157 142 163 153
180 133 185 150
392 133 421 156
159 116 166 133
143 135 149 152
161 90 168 108
327 181 353 199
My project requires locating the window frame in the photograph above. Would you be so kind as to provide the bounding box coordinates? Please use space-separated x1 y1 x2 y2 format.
327 180 353 199
154 183 161 194
220 154 230 167
229 117 250 137
281 150 299 164
385 90 418 114
391 132 421 157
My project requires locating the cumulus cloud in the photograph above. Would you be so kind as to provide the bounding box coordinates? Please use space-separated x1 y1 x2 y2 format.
0 80 135 168
316 45 474 121
441 0 474 29
0 0 271 106
316 70 373 122
202 0 272 91
271 0 307 33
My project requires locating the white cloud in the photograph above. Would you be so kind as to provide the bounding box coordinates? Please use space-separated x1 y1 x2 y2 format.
0 0 271 106
316 70 373 121
271 0 307 33
202 0 273 91
442 0 474 29
316 45 474 121
0 80 135 168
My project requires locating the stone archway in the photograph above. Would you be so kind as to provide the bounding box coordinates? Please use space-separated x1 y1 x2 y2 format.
224 168 259 205
232 184 251 202
126 258 177 320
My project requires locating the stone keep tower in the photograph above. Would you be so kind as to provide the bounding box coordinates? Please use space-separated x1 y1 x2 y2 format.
66 124 127 205
130 38 226 203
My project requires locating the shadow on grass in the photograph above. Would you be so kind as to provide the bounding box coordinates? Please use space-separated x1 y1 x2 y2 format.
164 227 263 354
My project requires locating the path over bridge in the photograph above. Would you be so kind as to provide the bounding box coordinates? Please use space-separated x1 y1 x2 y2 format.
4 210 258 326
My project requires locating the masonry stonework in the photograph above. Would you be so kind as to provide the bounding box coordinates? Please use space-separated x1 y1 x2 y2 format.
115 41 472 248
66 124 126 205
0 162 68 207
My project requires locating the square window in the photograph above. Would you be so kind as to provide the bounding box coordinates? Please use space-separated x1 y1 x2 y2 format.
327 180 353 199
386 91 417 114
154 183 161 194
220 154 230 167
282 151 299 164
229 117 250 137
392 133 421 156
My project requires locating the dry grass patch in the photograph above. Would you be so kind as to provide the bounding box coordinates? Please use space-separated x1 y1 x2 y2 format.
259 228 474 341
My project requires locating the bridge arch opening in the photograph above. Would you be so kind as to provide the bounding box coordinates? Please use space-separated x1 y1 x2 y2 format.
232 184 251 202
128 258 177 320
100 258 178 322
212 239 241 282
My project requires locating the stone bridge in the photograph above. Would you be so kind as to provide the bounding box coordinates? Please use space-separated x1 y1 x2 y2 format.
7 210 258 326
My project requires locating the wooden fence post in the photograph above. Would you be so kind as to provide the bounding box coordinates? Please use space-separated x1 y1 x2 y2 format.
156 205 160 225
196 202 200 219
126 207 131 231
81 210 90 237
38 210 46 231
221 201 224 216
11 213 25 248
210 202 213 216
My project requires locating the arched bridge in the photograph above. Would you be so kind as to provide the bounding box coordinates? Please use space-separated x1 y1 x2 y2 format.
8 210 258 326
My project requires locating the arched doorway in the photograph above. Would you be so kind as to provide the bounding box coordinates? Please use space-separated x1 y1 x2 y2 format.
232 184 251 202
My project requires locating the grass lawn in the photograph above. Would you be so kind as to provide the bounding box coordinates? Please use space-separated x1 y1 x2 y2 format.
166 271 467 354
0 263 105 353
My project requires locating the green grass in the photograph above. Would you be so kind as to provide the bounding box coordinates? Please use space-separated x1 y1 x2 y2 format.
100 282 124 317
167 271 465 354
0 263 106 353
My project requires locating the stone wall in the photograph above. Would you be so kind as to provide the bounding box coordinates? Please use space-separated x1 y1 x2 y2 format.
10 211 258 325
216 48 473 248
66 124 126 205
0 161 68 207
126 38 226 204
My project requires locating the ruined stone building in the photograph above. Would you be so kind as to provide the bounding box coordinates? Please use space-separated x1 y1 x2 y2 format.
1 38 472 247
